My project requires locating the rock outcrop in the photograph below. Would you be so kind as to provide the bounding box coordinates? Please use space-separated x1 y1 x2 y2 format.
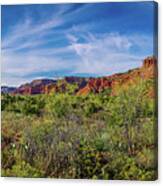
77 56 157 96
14 79 57 95
143 56 157 68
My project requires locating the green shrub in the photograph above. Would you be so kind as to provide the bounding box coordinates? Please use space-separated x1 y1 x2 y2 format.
1 78 157 180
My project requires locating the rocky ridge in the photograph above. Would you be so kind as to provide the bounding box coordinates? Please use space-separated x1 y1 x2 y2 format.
2 56 157 96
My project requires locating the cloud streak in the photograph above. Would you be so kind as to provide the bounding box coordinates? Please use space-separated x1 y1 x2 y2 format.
68 32 150 75
1 3 154 86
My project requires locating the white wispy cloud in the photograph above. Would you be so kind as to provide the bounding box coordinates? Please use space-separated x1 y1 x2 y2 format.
1 52 74 76
1 4 152 86
67 32 149 75
2 17 63 50
2 4 87 51
2 31 151 86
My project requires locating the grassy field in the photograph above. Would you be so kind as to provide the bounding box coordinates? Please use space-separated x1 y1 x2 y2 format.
1 79 157 180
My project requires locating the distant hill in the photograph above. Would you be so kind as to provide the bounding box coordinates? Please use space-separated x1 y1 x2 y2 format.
2 56 157 96
1 86 16 94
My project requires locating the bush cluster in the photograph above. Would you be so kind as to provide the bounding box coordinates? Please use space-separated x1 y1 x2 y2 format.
1 80 157 180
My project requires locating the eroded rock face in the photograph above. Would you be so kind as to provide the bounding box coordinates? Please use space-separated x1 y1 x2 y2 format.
143 56 157 68
10 56 157 95
14 79 57 95
76 78 112 95
77 56 157 96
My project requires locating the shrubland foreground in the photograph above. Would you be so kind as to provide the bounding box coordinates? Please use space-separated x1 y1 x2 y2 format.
1 58 157 180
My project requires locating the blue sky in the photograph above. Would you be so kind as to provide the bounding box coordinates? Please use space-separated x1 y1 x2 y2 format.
1 2 157 86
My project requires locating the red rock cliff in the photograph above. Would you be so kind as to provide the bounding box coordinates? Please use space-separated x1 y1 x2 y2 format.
13 56 157 96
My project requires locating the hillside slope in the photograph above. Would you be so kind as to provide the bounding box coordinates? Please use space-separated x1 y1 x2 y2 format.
77 56 157 96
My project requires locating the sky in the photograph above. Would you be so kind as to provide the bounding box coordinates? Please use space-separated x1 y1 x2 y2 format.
1 2 157 86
